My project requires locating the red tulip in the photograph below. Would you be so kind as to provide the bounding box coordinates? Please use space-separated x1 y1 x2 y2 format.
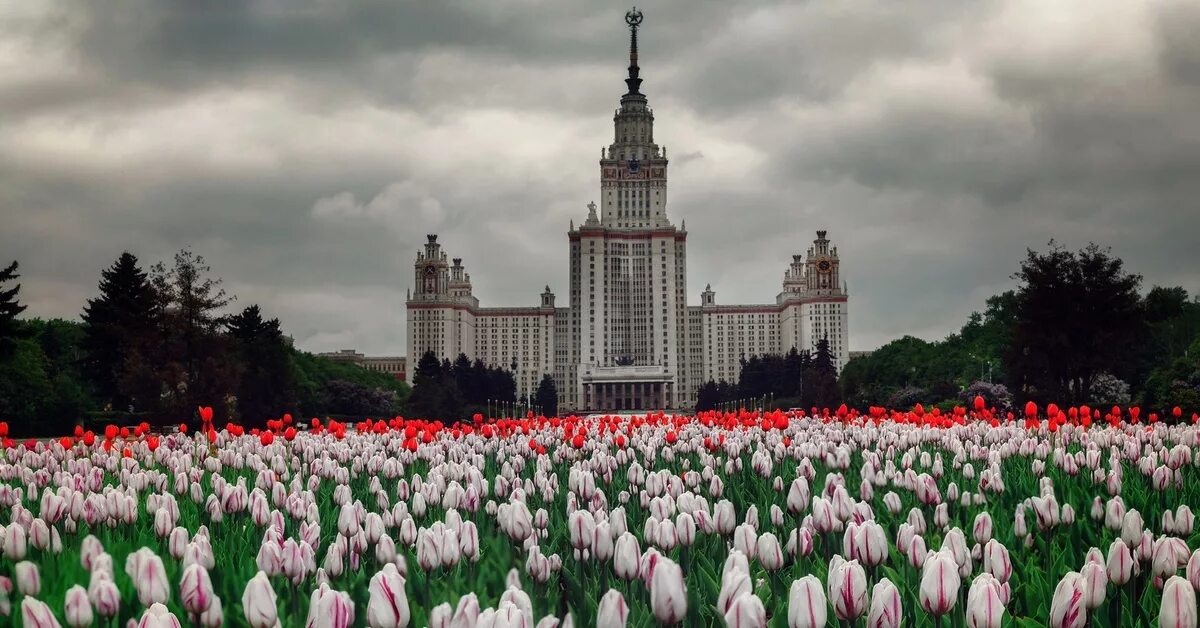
1024 401 1038 418
147 436 159 452
260 432 274 446
199 406 214 423
59 436 72 449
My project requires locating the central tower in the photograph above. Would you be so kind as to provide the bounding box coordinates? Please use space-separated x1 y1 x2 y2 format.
565 7 690 411
599 7 669 228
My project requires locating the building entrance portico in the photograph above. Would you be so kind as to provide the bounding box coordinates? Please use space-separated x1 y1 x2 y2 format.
579 365 673 412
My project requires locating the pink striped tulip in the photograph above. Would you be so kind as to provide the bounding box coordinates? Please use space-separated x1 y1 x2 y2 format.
180 564 215 614
597 589 629 628
1160 576 1197 628
965 573 1005 628
828 558 868 621
21 597 61 628
137 603 183 628
724 591 766 628
1049 571 1087 628
307 584 355 628
919 551 961 616
64 585 92 628
866 578 901 628
366 563 409 628
649 559 687 624
788 575 827 628
242 571 278 628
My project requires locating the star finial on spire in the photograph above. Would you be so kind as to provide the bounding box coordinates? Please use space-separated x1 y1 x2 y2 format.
623 7 644 96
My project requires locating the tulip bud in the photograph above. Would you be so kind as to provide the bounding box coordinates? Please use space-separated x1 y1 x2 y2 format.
1106 539 1134 586
1187 549 1200 593
306 584 355 628
717 565 752 617
89 575 121 617
451 593 480 628
337 503 359 537
787 479 810 514
137 603 183 628
1160 575 1197 628
933 503 949 529
724 590 766 628
15 561 40 596
597 589 629 628
1049 572 1087 628
569 510 595 552
613 533 641 580
908 535 928 570
981 539 1012 583
733 524 757 560
757 532 784 572
788 575 827 628
243 571 278 628
3 524 26 560
675 514 696 548
972 512 994 545
649 559 687 624
965 573 1004 628
180 564 215 615
200 595 223 628
22 598 61 628
367 563 409 628
169 527 190 561
1079 562 1105 611
1120 510 1144 548
1104 498 1125 531
828 558 868 621
65 585 93 628
429 602 452 628
867 578 902 628
920 551 961 616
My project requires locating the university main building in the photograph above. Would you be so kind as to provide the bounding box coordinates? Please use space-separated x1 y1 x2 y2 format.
407 9 848 412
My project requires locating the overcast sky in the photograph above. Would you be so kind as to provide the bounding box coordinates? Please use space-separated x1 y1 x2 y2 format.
3 0 1199 355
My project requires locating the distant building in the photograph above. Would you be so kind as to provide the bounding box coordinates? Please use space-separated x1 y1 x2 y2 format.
848 350 873 362
406 10 848 411
316 350 406 381
361 356 407 381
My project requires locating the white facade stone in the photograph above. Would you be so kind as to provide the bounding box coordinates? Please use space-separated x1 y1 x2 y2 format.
407 14 849 412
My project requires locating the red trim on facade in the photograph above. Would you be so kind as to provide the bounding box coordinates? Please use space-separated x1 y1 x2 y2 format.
569 229 686 242
407 302 554 317
700 296 848 315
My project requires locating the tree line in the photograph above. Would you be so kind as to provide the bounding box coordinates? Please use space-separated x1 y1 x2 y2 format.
406 351 558 421
841 242 1200 414
0 252 410 437
694 338 840 412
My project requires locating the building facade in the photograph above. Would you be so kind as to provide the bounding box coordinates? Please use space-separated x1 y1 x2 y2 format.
316 350 407 381
407 10 848 412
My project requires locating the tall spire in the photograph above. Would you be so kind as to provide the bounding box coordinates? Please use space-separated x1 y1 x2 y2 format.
624 7 644 97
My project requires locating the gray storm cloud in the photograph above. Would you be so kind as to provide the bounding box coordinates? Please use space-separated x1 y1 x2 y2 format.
2 0 1198 354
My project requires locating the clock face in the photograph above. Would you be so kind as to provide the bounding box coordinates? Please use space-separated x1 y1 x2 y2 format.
817 259 833 274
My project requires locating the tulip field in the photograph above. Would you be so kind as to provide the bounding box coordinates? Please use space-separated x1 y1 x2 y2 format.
2 401 1200 627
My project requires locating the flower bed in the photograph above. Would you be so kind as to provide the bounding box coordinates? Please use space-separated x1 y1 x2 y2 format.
0 402 1198 627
